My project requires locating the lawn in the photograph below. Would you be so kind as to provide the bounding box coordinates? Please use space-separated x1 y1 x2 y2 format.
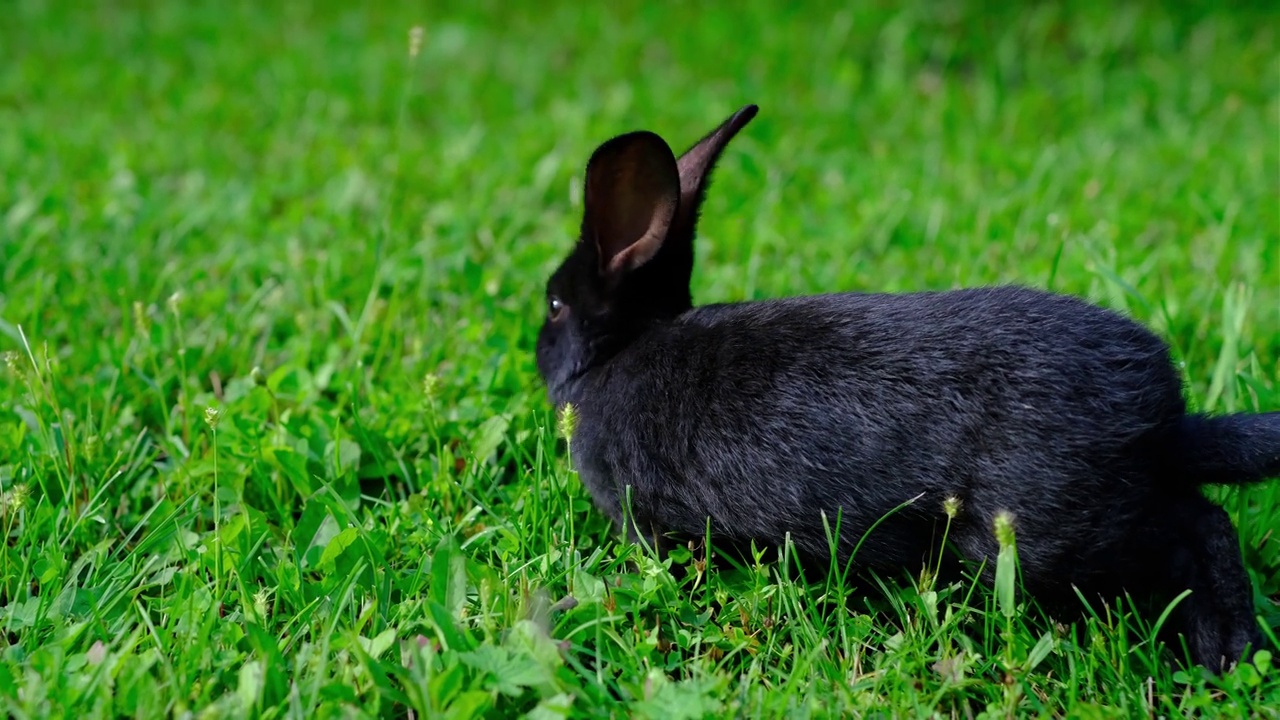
2 0 1278 716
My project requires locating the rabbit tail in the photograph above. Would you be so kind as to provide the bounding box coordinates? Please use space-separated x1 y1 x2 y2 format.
1177 412 1280 486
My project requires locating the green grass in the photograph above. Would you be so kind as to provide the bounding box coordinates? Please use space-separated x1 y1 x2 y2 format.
2 0 1279 716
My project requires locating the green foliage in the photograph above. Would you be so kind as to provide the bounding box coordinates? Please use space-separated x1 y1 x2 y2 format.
1 0 1277 716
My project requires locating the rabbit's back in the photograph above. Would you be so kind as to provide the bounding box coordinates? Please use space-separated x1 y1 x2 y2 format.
568 285 1186 577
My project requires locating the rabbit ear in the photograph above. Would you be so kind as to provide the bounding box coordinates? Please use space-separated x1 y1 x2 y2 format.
673 104 758 237
584 131 680 277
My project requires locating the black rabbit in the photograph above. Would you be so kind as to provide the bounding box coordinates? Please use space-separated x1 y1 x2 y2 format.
534 105 1280 670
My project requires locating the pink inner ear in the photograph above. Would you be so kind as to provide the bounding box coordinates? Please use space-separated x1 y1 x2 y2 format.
600 164 665 258
676 142 717 196
673 104 758 232
584 132 679 277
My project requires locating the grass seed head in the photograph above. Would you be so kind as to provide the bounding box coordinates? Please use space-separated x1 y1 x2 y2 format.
994 510 1017 549
132 301 149 335
409 26 424 57
2 483 30 514
557 402 578 440
252 588 272 621
943 496 962 519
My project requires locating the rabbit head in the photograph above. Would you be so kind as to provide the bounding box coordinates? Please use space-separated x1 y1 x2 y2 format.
535 105 758 402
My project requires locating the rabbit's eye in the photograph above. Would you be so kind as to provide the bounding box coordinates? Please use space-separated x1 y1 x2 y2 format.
548 296 566 321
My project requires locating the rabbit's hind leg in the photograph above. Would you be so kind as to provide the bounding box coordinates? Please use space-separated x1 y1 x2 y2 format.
1136 491 1262 671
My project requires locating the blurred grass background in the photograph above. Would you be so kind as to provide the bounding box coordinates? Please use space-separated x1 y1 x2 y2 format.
1 0 1278 717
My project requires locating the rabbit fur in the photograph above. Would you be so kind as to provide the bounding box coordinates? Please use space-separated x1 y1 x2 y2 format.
534 105 1280 670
